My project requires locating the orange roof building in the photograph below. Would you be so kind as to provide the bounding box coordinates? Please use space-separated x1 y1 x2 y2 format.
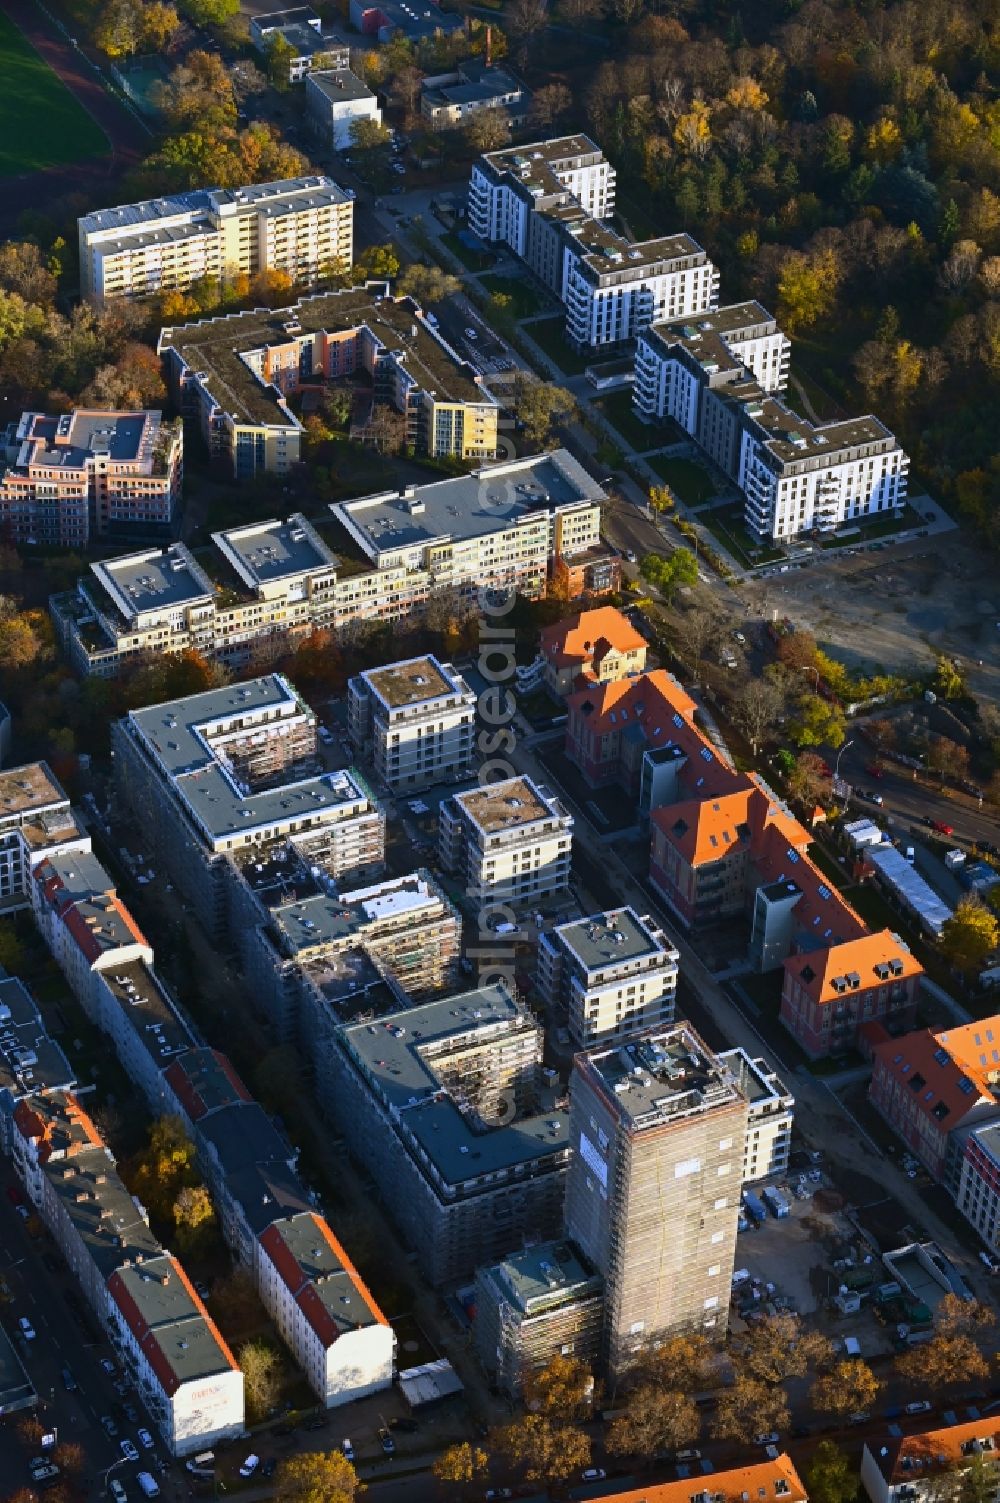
585 1455 807 1503
862 1420 1000 1503
869 1017 1000 1178
564 667 923 1059
540 605 648 695
257 1211 395 1407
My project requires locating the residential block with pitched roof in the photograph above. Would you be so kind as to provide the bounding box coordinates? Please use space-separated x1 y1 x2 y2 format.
539 605 648 697
11 1090 244 1455
584 1454 807 1503
861 1419 1000 1503
564 668 922 1058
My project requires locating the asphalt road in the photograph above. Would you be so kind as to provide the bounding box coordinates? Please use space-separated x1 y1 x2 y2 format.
837 741 1000 850
0 0 147 239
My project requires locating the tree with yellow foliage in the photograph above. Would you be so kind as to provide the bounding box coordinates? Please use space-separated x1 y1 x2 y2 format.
673 100 712 157
810 1359 881 1420
522 1354 596 1421
865 118 904 163
275 1449 360 1503
129 1117 198 1224
433 1443 488 1492
726 77 768 111
777 247 842 332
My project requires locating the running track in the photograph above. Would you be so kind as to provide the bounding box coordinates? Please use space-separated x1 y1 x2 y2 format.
0 0 146 239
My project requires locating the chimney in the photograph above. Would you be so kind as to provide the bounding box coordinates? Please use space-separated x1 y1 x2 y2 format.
485 24 492 67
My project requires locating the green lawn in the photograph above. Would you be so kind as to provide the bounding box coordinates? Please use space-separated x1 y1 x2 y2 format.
440 230 495 272
819 505 923 548
478 273 548 319
522 315 592 375
645 453 717 505
596 389 680 453
0 12 108 177
700 504 785 568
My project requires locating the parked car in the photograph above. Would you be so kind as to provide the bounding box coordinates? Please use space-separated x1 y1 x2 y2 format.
101 1415 118 1437
17 1316 35 1340
110 1482 127 1503
583 1468 608 1481
485 1491 512 1501
932 820 954 836
755 1432 781 1446
905 1400 933 1415
464 327 478 340
379 1430 396 1455
625 549 637 563
732 630 747 645
239 1455 260 1478
61 1366 77 1391
342 1440 355 1461
121 1439 140 1463
676 1448 702 1461
100 1358 117 1376
138 1428 154 1449
866 763 884 778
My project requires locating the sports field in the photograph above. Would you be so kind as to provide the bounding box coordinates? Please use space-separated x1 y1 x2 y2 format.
0 11 108 178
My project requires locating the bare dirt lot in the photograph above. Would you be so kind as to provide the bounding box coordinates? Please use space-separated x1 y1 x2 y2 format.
743 531 1000 710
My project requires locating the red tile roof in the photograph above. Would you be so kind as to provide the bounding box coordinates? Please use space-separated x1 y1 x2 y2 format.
541 606 647 672
583 1455 807 1503
61 895 148 964
12 1092 102 1163
163 1050 252 1123
869 1419 1000 1484
107 1255 238 1399
871 1017 1000 1130
259 1213 388 1350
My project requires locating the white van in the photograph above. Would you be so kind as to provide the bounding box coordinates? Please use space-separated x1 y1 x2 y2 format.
137 1475 160 1499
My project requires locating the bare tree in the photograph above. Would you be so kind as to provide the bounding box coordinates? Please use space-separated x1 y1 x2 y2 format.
674 605 719 669
734 676 785 755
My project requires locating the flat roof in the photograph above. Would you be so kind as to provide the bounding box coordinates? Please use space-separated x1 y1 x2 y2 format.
363 655 457 709
213 513 336 588
581 1024 743 1131
35 848 112 907
335 449 603 557
19 410 159 470
555 907 674 973
454 776 554 834
111 1255 235 1385
868 844 953 938
271 870 447 955
100 961 192 1067
481 135 604 193
719 1047 791 1109
0 762 68 823
81 175 348 236
92 545 214 620
308 67 375 102
0 976 75 1100
339 984 569 1185
159 285 490 430
485 1238 602 1314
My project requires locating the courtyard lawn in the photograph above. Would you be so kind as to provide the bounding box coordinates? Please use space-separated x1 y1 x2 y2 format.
700 503 785 568
522 315 592 375
645 453 717 506
478 273 548 319
596 389 680 453
0 12 108 177
440 230 495 272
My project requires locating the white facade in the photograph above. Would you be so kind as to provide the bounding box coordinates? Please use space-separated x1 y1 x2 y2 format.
348 656 475 791
306 69 382 150
564 248 719 350
861 1425 1000 1503
537 907 679 1048
438 776 573 917
634 305 908 543
719 1047 794 1183
78 176 353 302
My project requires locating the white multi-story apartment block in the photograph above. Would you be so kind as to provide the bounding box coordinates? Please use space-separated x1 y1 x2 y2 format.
468 136 718 348
0 762 88 913
306 69 382 150
159 284 498 479
565 1026 748 1378
11 1090 244 1455
537 907 678 1048
52 453 613 676
347 655 475 791
719 1047 793 1183
79 176 353 303
635 302 908 543
111 674 384 940
0 408 183 547
438 776 573 918
258 1212 395 1406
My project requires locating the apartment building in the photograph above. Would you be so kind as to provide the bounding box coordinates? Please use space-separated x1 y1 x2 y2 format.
79 176 353 303
250 9 351 82
474 1239 603 1396
634 303 908 543
468 136 718 348
536 907 678 1048
111 674 383 941
539 605 647 696
349 0 464 44
861 1421 1000 1503
421 61 529 131
255 867 461 1040
953 1117 1000 1256
348 655 476 791
159 284 497 478
53 453 612 675
0 408 183 547
719 1047 793 1183
868 1018 1000 1183
0 762 88 914
307 69 382 149
332 448 612 610
565 1024 748 1377
11 1090 244 1454
586 1457 807 1503
438 776 574 917
329 983 570 1284
0 975 75 1155
563 667 923 1059
259 1213 394 1406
